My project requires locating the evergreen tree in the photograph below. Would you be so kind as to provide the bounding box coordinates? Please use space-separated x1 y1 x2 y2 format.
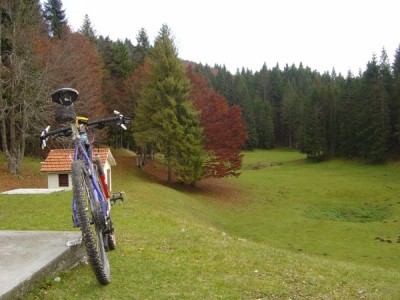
300 80 327 159
97 35 114 68
254 96 275 149
337 72 361 157
233 73 257 148
134 24 205 184
78 14 96 43
392 44 400 143
43 0 67 39
124 38 135 62
358 55 390 162
268 64 284 144
112 40 133 79
282 80 302 149
255 63 270 102
322 72 340 156
133 28 150 66
213 65 234 104
379 48 396 148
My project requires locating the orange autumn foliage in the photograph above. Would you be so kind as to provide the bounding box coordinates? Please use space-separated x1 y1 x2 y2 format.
187 67 247 178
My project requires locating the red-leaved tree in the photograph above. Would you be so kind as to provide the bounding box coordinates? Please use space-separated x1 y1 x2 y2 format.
187 67 247 177
35 30 107 148
41 31 105 120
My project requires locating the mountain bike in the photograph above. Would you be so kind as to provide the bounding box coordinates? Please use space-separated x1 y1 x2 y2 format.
40 88 131 285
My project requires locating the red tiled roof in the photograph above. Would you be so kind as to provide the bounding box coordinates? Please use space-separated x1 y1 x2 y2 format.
40 148 115 173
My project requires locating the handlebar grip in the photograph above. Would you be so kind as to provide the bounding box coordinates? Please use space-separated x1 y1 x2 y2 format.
87 114 131 129
45 127 71 138
87 116 120 128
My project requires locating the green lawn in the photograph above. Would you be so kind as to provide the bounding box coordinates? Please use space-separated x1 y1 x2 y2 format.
1 150 400 299
208 150 400 270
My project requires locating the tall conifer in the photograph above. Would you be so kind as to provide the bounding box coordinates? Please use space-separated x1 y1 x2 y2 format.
359 55 389 161
43 0 67 39
134 24 204 184
78 14 96 43
392 44 400 142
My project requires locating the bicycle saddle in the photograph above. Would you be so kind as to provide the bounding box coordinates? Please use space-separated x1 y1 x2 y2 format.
51 88 79 106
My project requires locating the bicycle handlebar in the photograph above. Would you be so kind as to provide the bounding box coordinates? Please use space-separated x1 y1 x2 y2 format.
40 110 131 149
87 111 130 129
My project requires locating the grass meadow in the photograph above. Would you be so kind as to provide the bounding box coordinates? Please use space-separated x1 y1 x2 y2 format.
1 149 400 299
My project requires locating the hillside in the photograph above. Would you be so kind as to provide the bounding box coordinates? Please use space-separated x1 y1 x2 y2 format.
1 150 400 298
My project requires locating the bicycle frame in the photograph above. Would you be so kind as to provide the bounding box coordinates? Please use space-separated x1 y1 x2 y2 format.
70 124 109 228
41 89 130 284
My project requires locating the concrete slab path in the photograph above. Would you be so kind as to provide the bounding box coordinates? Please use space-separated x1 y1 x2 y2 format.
0 230 84 300
1 189 65 194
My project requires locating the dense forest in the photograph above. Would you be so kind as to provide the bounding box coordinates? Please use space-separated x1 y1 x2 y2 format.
195 50 400 163
1 0 400 182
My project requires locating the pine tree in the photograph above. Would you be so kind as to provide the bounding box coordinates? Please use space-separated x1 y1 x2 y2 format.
43 0 67 39
322 72 340 157
392 44 400 143
233 73 257 148
256 63 269 102
253 96 274 149
337 72 361 157
358 55 390 162
379 48 396 148
134 24 205 184
133 28 151 66
300 80 327 159
269 65 284 144
282 80 301 149
78 14 96 43
213 65 234 105
112 40 133 79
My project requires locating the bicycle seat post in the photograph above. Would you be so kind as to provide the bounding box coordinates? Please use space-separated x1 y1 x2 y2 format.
70 123 80 141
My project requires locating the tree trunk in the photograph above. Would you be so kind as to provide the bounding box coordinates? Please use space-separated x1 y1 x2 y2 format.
0 13 5 153
166 144 172 184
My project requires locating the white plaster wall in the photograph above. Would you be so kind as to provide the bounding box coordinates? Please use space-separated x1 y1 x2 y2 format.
47 173 72 190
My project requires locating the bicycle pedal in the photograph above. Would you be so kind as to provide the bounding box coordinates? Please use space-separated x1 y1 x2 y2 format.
111 191 125 205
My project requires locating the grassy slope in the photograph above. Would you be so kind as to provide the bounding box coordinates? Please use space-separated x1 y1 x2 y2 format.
0 150 399 299
212 150 400 270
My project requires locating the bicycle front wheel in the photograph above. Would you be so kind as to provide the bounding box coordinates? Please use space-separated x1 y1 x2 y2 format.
72 160 111 285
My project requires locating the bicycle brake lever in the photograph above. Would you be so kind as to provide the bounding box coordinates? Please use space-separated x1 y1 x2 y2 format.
113 110 128 130
40 125 50 149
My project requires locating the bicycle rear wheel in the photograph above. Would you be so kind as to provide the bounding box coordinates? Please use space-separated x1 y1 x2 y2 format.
107 218 117 250
72 160 111 285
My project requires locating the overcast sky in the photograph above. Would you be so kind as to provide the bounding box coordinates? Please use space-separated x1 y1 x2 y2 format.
57 0 399 75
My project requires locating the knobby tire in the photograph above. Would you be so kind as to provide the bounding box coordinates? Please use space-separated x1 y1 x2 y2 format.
72 160 111 285
107 218 117 250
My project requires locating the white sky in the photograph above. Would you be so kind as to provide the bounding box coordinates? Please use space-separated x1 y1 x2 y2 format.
57 0 399 75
